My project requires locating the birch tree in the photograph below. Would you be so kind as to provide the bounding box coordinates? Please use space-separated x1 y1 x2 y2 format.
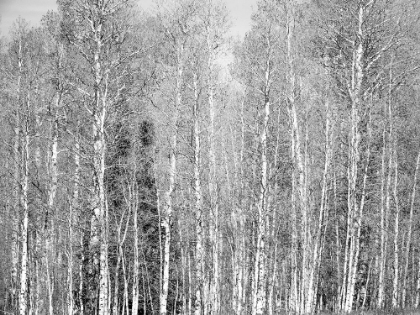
233 2 283 313
58 1 136 313
1 0 420 314
153 1 200 313
4 22 45 315
317 0 418 310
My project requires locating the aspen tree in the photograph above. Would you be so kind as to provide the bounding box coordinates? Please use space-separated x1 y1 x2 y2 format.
377 67 396 310
111 202 130 315
229 95 247 315
2 0 420 313
154 1 197 312
401 150 420 307
392 146 400 308
5 21 39 315
130 171 140 315
285 1 313 313
232 2 281 313
58 1 135 313
19 99 29 315
308 63 335 315
192 68 204 315
42 14 66 314
341 3 366 310
378 116 390 309
8 22 27 313
68 138 80 315
317 0 408 310
416 258 420 307
158 48 180 313
204 7 219 315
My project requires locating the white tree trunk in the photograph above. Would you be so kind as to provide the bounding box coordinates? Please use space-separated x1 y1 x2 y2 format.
68 139 80 315
46 92 60 315
205 14 220 314
230 98 245 315
252 52 271 315
11 109 21 313
11 35 24 314
402 150 420 307
159 41 182 315
132 181 140 315
112 210 130 315
95 96 109 315
377 126 388 309
392 149 400 308
416 256 420 307
19 119 29 315
342 4 367 312
286 2 311 313
90 15 109 314
159 135 176 315
193 71 204 315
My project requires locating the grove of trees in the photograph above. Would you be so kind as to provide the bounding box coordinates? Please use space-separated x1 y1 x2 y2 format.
1 0 420 314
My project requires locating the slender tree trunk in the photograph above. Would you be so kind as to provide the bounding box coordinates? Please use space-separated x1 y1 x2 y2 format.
267 238 278 315
91 24 109 314
95 107 109 315
378 125 388 309
122 254 129 315
332 168 342 312
392 148 400 308
346 112 371 313
286 2 310 313
402 150 420 308
112 245 121 315
342 4 368 312
68 206 74 315
11 108 21 314
68 139 79 315
79 233 85 315
416 256 420 307
19 117 29 315
379 63 395 310
113 209 130 315
193 71 204 315
206 18 220 315
180 237 188 315
132 180 140 315
231 98 246 315
188 253 193 315
46 91 60 315
160 42 182 315
159 128 176 315
308 71 334 315
10 37 24 314
361 258 372 309
252 50 271 315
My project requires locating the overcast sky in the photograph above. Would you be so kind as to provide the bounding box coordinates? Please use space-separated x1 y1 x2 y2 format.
0 0 256 38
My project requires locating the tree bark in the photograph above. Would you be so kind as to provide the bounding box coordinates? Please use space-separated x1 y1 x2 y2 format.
68 139 80 315
11 100 21 315
286 1 311 313
252 40 271 315
401 150 420 308
19 115 30 315
193 70 204 315
392 148 400 308
205 9 221 313
132 179 140 315
342 4 367 312
45 90 60 315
